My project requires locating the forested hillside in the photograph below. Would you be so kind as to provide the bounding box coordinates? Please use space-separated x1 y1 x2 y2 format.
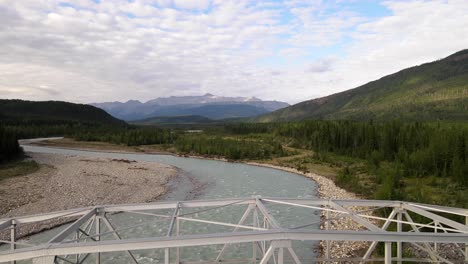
0 99 125 164
0 100 126 126
132 115 215 125
0 99 127 139
0 126 22 163
224 121 468 206
256 49 468 122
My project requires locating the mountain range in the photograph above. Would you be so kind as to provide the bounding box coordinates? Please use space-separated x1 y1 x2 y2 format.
131 115 215 126
3 50 467 126
255 49 468 122
91 94 289 121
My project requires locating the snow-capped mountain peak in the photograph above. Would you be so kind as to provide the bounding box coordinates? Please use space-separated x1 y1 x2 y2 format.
91 94 289 121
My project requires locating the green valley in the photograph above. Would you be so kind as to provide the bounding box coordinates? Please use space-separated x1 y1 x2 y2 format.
1 50 467 215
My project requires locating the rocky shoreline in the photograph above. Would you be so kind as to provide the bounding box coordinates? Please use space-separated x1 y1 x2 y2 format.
247 162 467 263
247 162 375 261
0 152 178 239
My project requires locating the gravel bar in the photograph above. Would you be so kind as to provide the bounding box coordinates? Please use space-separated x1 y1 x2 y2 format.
0 152 178 238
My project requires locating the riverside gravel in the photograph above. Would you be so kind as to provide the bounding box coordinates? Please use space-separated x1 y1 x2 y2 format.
247 162 376 262
0 152 178 218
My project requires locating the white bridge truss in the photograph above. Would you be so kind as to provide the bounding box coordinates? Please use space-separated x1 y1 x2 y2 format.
0 197 467 264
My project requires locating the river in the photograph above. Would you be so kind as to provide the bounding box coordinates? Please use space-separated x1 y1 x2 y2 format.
16 145 321 263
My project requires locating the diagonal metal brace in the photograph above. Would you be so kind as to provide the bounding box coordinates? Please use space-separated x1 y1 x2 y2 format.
328 201 382 232
101 215 139 264
48 209 97 244
256 198 280 229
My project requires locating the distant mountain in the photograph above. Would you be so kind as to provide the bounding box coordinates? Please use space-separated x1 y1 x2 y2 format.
145 93 262 106
91 94 289 120
0 99 126 126
132 115 215 126
255 49 468 122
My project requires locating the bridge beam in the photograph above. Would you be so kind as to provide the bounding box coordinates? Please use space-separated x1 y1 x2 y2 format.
166 202 179 264
10 220 16 264
325 203 330 263
403 204 468 233
255 198 280 229
328 201 382 232
101 215 139 264
95 215 101 264
466 216 468 263
259 245 274 264
259 240 302 264
2 230 467 262
32 256 54 264
362 208 397 262
403 211 439 262
216 204 254 262
396 210 402 264
48 209 97 244
1 198 467 264
384 242 392 264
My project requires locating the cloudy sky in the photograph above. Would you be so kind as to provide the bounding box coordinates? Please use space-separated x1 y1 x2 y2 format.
0 0 467 104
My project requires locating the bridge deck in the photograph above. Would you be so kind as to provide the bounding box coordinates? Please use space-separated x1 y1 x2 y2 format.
0 197 467 264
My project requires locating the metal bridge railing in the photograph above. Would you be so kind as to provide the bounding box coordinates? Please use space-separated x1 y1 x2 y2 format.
0 197 467 264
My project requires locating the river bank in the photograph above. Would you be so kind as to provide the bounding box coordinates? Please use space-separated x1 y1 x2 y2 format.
0 152 178 241
1 152 178 218
23 138 370 260
247 162 374 260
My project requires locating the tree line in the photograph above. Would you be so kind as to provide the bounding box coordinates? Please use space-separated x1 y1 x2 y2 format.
175 135 284 160
72 128 284 160
225 121 468 187
4 120 467 189
73 127 176 146
0 125 22 163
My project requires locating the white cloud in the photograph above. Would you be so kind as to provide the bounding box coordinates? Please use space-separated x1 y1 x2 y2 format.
173 0 211 10
279 47 306 59
288 5 364 47
306 56 336 73
0 0 467 104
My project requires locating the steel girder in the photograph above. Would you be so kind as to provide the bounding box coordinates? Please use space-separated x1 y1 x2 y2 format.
0 197 467 264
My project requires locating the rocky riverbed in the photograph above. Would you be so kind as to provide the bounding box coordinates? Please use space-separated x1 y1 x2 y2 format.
0 152 178 238
247 162 467 263
1 152 178 217
247 162 376 261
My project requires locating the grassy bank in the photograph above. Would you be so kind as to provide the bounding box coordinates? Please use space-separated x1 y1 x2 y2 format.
260 149 467 208
0 158 40 181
